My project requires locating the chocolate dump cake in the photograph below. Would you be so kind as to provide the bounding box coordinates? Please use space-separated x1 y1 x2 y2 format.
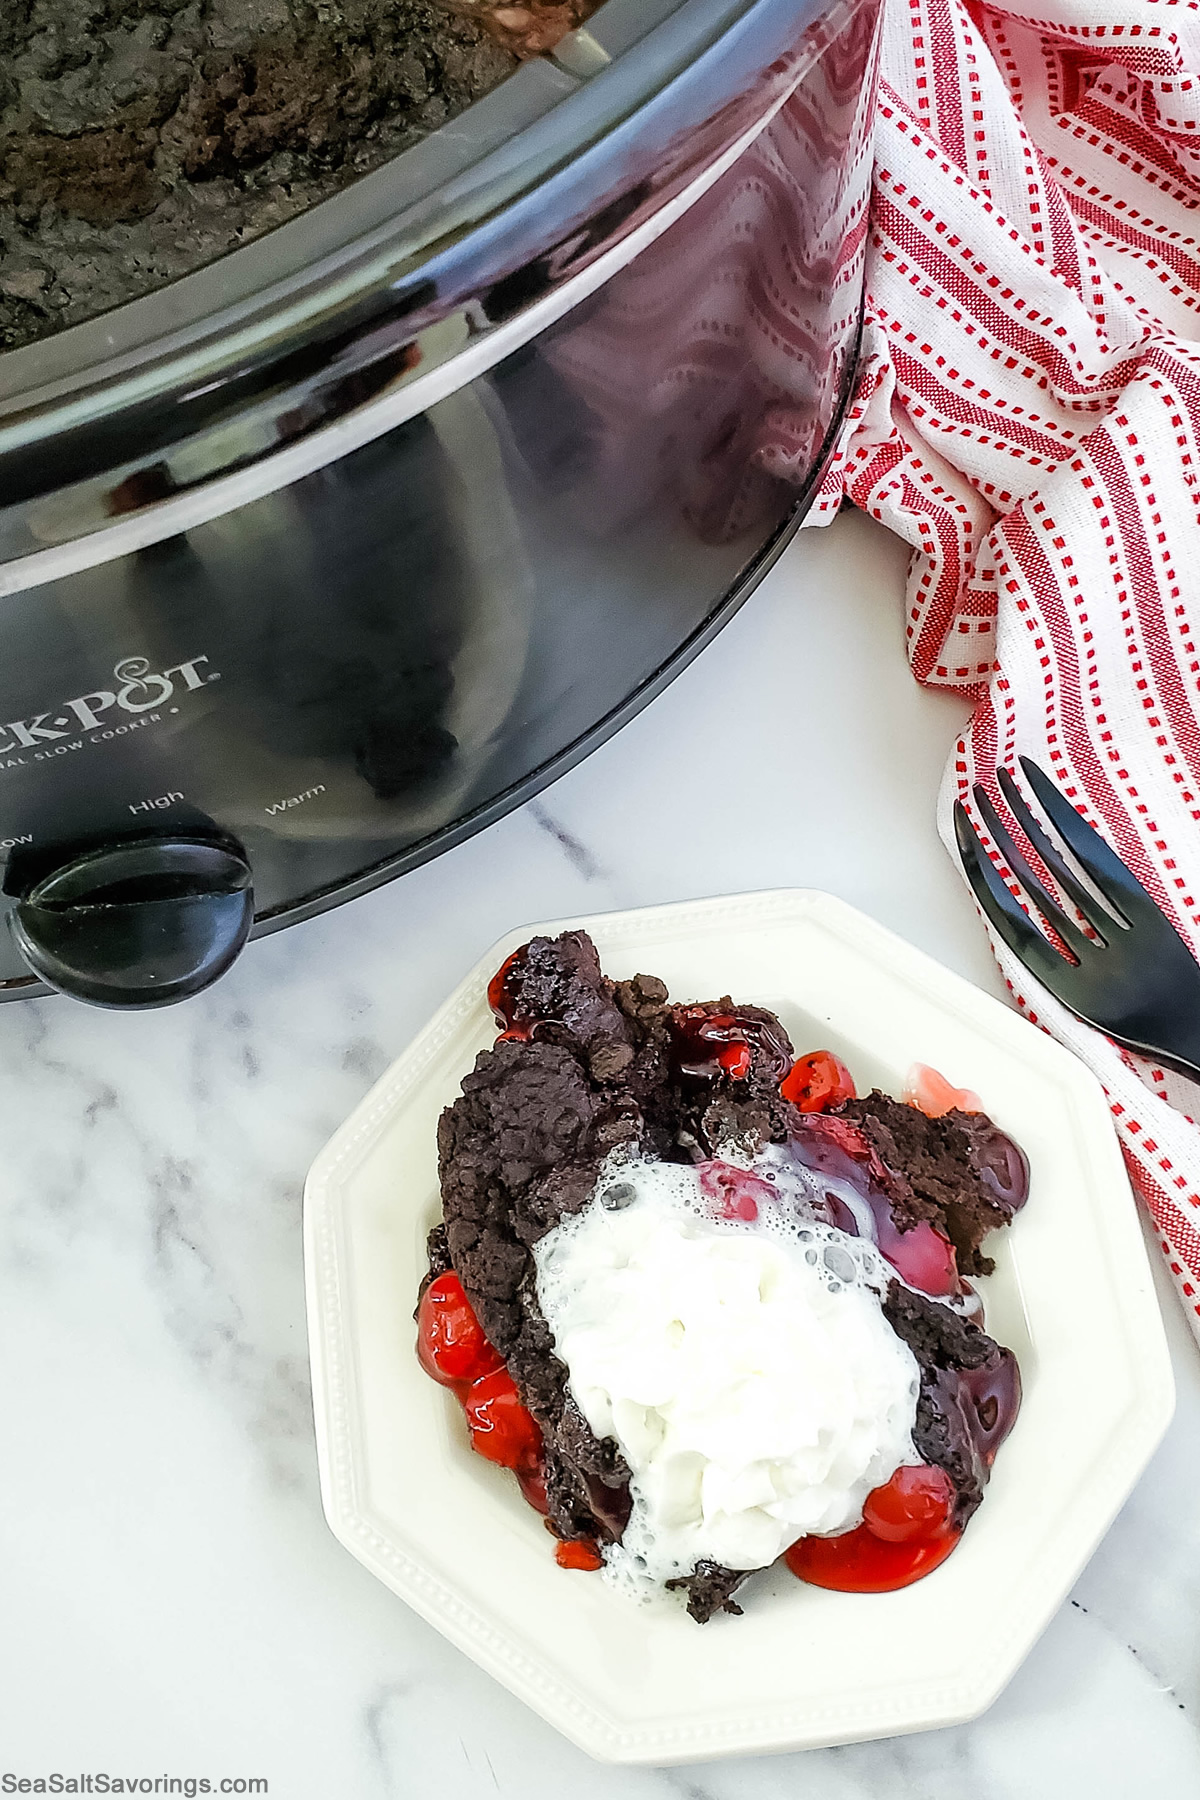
418 929 1029 1621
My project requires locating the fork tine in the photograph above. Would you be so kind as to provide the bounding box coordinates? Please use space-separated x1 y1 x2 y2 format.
1018 759 1156 928
996 766 1119 939
971 783 1090 958
953 801 1076 990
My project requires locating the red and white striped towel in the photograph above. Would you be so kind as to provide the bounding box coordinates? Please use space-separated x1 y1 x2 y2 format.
809 0 1200 1346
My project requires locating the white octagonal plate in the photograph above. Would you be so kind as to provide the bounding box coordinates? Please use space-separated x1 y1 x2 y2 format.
304 890 1174 1763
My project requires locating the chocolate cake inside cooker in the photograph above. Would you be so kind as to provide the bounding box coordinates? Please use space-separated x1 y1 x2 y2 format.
432 930 1025 1622
0 0 594 352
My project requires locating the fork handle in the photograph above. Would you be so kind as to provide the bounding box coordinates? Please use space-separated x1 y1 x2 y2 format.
1112 1031 1200 1088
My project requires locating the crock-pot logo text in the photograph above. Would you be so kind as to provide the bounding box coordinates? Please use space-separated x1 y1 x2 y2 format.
0 655 214 758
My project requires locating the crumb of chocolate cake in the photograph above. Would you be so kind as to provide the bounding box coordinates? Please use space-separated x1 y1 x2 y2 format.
436 1038 602 1286
882 1282 998 1373
613 973 669 1024
666 1561 748 1623
838 1091 1014 1276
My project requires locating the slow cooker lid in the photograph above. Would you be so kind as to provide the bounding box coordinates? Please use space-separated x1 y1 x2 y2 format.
0 0 797 408
0 0 857 557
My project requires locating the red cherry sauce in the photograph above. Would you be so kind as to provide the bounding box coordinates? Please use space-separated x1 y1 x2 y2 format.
785 1462 962 1592
488 947 535 1042
924 1348 1022 1481
418 1259 609 1569
786 1113 960 1298
863 1464 956 1542
669 1005 792 1085
962 1116 1031 1217
556 1539 604 1571
786 1520 961 1591
699 1159 780 1224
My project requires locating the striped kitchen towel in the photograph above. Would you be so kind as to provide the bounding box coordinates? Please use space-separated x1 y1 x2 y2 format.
809 0 1200 1346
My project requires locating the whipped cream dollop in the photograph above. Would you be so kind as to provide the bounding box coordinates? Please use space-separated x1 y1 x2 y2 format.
533 1153 921 1596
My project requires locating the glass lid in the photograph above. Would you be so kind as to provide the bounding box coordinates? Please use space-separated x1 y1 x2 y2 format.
0 0 856 551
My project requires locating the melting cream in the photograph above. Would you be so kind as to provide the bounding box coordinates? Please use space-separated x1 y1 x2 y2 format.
533 1154 921 1599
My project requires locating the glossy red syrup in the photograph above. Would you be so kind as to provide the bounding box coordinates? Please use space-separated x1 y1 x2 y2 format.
906 1063 982 1118
488 948 534 1040
785 1463 960 1592
785 1522 961 1591
417 1273 504 1389
786 1112 960 1298
555 1539 604 1571
669 1005 792 1084
418 1265 574 1559
699 1160 780 1224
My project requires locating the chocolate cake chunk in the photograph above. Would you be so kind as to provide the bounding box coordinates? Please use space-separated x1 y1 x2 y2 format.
883 1283 1020 1528
612 991 796 1163
838 1091 1029 1276
436 1038 603 1345
491 930 638 1079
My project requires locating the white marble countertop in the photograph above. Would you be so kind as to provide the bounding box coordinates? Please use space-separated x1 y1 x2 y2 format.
3 508 1198 1799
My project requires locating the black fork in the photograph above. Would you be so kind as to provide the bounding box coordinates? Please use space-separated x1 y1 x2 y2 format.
954 757 1200 1082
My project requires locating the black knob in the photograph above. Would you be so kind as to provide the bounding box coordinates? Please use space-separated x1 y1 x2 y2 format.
10 838 254 1009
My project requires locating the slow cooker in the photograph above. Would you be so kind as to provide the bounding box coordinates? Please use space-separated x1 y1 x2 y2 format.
0 0 879 1007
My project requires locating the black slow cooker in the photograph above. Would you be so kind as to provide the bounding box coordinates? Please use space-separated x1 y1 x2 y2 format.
0 0 879 1007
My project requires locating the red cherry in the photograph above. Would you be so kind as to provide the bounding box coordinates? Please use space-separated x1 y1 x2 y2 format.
417 1273 504 1388
462 1369 543 1472
876 1216 959 1297
862 1464 956 1544
904 1063 982 1118
670 1007 790 1083
487 949 519 1016
784 1523 961 1592
555 1538 604 1571
785 1459 961 1591
781 1050 857 1112
488 949 534 1039
718 1042 752 1080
